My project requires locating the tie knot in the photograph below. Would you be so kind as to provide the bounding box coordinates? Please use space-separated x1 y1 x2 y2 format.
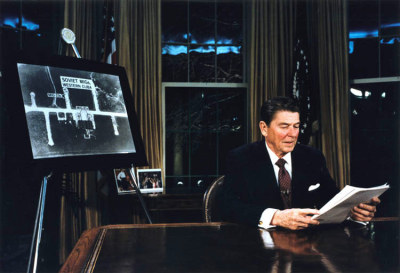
275 158 287 169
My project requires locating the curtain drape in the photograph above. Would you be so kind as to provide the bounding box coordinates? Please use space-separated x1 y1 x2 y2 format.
60 0 104 263
63 0 104 60
310 0 350 189
114 0 163 171
248 0 296 142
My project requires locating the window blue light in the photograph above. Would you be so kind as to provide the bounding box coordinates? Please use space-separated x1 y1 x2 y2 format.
382 22 400 28
1 16 39 31
216 46 241 54
349 30 378 39
162 45 187 55
380 37 400 44
217 38 233 45
349 41 354 54
189 45 215 53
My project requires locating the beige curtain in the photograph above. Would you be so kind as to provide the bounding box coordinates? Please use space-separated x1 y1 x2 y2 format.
114 0 163 170
248 0 296 142
60 0 104 263
311 0 350 188
63 0 104 60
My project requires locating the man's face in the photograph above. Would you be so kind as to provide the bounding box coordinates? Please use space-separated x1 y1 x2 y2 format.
259 111 300 158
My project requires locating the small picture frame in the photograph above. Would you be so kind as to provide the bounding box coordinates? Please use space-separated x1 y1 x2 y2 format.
137 169 163 194
114 168 137 195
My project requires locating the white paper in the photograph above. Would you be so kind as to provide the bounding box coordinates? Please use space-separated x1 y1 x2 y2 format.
312 183 389 224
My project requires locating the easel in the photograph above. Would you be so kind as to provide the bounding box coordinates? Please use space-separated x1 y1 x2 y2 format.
26 28 152 273
26 172 52 273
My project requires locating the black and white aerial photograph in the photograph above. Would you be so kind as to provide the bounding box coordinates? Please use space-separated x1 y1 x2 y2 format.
16 63 136 159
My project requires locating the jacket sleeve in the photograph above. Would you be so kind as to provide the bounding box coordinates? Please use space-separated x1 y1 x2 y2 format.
222 150 267 226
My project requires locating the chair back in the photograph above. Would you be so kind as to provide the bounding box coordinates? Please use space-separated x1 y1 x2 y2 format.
203 176 225 222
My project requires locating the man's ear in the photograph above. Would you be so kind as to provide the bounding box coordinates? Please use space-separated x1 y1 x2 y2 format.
259 121 268 137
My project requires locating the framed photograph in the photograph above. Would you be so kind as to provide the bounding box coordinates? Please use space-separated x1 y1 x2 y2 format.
137 169 163 194
114 168 137 195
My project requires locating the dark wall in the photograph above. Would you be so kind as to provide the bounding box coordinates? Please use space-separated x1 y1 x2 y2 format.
0 1 65 271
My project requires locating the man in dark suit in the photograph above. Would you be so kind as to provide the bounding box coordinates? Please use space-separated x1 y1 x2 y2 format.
223 96 380 230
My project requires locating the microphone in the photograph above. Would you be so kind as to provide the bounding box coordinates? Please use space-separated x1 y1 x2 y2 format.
60 28 81 58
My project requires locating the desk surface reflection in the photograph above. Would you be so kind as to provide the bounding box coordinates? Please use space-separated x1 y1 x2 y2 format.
60 220 399 273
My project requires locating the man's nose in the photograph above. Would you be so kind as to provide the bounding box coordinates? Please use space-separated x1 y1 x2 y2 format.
288 126 298 137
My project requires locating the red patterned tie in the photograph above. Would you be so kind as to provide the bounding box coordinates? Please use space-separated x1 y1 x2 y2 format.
276 158 291 208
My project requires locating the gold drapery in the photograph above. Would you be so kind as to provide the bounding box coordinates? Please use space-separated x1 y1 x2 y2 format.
311 0 350 188
63 0 103 60
114 0 163 170
248 0 296 142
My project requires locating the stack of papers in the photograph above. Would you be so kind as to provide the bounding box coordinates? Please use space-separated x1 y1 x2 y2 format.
312 183 390 224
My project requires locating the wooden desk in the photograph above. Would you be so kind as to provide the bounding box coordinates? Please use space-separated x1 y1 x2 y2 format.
60 220 399 273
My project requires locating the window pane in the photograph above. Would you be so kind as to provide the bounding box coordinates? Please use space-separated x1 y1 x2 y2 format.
165 176 189 193
217 88 246 132
350 82 399 216
189 88 217 130
380 0 400 37
189 2 215 44
190 176 216 193
349 38 379 79
216 46 243 82
162 44 188 82
189 45 215 82
380 37 400 77
164 86 247 193
22 1 51 31
348 0 379 38
0 1 20 27
217 88 246 171
165 132 189 176
217 2 243 45
190 132 217 175
165 87 190 130
162 1 188 43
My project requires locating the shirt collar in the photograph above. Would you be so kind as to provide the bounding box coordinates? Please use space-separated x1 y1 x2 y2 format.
265 141 292 166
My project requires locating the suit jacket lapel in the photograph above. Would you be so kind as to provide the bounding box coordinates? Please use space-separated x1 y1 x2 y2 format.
291 145 308 206
253 141 281 201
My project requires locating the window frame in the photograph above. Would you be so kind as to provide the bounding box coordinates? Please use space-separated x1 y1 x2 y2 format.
162 82 248 192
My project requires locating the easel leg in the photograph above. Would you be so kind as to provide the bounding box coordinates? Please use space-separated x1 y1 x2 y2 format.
27 173 51 273
130 166 152 224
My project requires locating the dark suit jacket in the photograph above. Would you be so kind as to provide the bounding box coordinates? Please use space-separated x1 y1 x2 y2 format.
222 140 339 226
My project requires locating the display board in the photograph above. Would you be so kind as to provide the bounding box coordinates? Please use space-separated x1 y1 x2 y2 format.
4 53 147 172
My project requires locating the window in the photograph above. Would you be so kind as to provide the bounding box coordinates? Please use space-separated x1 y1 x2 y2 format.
162 0 244 83
162 0 246 193
163 83 246 193
348 0 400 78
0 1 63 55
348 0 400 216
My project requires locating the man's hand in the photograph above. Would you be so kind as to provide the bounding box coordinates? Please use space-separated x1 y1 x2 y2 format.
271 209 320 230
350 197 380 222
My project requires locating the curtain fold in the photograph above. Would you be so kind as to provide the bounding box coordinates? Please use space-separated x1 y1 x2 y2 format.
311 0 350 189
248 0 296 142
63 0 104 60
114 0 163 171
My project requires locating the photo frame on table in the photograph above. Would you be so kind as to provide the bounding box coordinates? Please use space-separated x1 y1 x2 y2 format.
114 168 137 195
137 169 163 194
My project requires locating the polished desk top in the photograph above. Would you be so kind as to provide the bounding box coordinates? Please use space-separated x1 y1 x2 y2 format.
60 219 399 273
